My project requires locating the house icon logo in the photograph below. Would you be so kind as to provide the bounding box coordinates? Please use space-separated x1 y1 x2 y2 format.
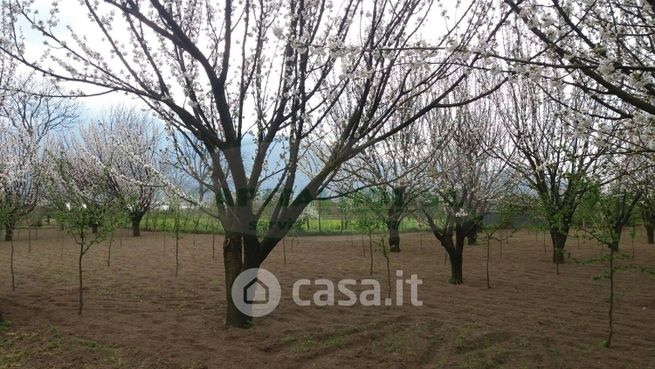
231 268 281 317
244 277 269 304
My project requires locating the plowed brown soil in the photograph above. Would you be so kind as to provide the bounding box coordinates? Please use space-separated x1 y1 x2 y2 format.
1 228 654 368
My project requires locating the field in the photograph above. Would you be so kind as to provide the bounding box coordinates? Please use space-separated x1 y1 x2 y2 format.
1 228 654 368
138 211 424 235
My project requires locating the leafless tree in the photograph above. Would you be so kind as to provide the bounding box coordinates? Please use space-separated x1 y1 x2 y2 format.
1 78 79 144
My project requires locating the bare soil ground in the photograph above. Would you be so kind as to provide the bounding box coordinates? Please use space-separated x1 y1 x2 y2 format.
1 228 654 369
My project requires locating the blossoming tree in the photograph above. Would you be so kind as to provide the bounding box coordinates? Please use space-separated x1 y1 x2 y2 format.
0 77 78 241
494 77 622 264
46 140 124 315
501 0 655 122
2 0 505 327
82 106 163 237
420 86 512 284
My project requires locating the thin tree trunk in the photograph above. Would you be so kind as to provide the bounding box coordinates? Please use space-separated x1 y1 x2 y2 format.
369 234 373 276
175 235 180 276
60 231 65 260
78 243 84 315
107 234 113 267
385 254 391 309
28 227 32 253
486 238 491 289
606 246 615 348
10 240 15 291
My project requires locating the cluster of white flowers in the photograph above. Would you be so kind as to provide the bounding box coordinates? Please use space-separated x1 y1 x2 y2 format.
455 208 468 218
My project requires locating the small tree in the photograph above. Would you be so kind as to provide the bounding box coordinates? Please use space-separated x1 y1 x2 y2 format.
479 197 519 289
170 204 184 277
374 234 391 308
47 137 122 314
105 211 128 268
352 191 385 275
575 180 645 348
54 201 120 315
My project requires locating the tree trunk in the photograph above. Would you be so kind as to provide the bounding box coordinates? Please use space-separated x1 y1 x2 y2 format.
486 238 491 289
435 233 465 285
606 245 616 348
550 229 568 264
175 233 180 276
10 240 15 291
91 224 99 234
131 216 143 237
448 250 463 284
223 232 250 328
369 234 374 275
4 222 15 242
107 236 113 268
78 244 84 315
646 223 654 244
387 220 401 252
387 186 405 252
